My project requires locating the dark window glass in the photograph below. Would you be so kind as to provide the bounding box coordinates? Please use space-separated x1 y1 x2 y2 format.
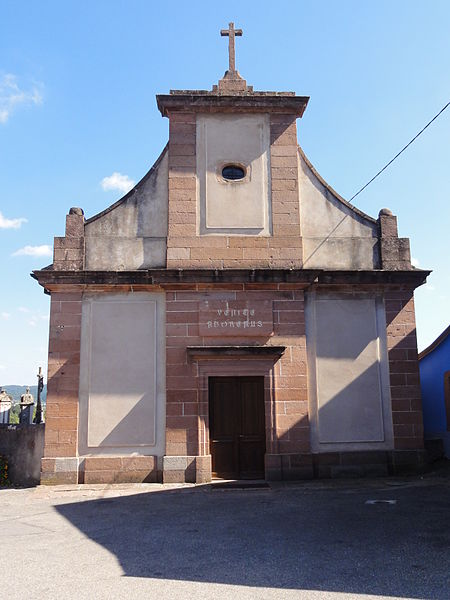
222 165 245 181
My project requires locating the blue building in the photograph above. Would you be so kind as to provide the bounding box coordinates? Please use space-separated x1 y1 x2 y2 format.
419 326 450 458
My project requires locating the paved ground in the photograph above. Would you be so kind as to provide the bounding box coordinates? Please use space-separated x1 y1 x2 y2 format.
1 464 450 600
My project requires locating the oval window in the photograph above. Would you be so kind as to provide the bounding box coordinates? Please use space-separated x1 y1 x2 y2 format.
222 165 245 181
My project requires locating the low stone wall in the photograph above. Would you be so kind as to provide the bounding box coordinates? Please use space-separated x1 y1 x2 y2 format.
0 424 45 486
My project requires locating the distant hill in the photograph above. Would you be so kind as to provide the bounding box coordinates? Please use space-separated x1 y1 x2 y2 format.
0 385 47 405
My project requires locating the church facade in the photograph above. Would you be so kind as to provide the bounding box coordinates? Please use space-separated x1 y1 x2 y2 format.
34 25 429 484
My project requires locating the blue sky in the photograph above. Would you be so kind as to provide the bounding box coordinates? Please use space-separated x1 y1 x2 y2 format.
1 0 449 384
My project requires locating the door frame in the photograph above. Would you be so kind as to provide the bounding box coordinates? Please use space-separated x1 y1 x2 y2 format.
193 356 281 480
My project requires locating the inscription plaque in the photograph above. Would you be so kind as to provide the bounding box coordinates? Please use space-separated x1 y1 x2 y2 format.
199 300 273 336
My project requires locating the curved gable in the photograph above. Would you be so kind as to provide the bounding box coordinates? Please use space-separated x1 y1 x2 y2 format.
299 147 380 269
84 145 169 270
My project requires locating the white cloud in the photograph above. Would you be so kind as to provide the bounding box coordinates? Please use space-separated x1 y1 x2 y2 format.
101 172 135 193
18 307 31 313
411 257 420 268
1 312 11 320
423 284 435 292
0 365 6 371
12 244 52 257
0 210 27 229
0 73 43 124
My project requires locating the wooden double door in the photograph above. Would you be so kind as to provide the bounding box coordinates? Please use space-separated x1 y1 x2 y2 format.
209 376 266 479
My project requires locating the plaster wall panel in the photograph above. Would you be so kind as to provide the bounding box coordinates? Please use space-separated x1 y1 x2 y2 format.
298 151 379 269
78 293 166 456
84 150 168 269
197 114 271 234
306 293 393 452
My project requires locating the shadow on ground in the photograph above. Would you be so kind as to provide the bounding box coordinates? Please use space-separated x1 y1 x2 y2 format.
55 480 450 598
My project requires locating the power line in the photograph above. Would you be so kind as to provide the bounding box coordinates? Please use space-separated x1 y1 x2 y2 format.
302 100 450 267
349 100 450 202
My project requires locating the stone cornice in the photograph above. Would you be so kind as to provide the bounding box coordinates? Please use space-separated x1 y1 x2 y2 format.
157 93 309 117
31 268 430 293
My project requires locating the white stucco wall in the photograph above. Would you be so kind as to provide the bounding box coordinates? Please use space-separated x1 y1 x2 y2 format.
299 150 380 269
306 292 393 452
84 149 169 269
78 292 166 457
197 113 271 235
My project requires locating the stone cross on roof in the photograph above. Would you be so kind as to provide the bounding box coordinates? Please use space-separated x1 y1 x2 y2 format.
220 22 243 73
217 22 250 93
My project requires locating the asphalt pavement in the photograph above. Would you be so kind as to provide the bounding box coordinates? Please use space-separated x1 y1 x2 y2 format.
1 464 449 600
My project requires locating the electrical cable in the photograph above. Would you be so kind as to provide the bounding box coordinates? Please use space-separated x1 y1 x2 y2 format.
349 101 450 202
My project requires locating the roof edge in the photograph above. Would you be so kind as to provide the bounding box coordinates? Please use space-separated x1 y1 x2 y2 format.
419 325 450 360
84 143 169 225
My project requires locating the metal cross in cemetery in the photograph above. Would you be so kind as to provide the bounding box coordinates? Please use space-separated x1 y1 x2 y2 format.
220 22 243 73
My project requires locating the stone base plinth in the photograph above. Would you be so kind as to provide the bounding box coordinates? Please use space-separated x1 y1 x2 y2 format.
162 455 212 484
266 450 428 481
41 457 79 485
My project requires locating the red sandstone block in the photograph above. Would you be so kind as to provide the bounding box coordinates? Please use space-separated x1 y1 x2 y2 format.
271 131 298 146
275 375 307 389
270 145 298 157
270 114 297 124
169 155 196 168
271 122 297 136
274 323 305 336
58 431 77 445
273 224 300 237
272 179 297 191
389 360 419 374
166 376 197 391
167 403 183 416
271 167 298 180
168 224 197 237
410 398 423 411
394 424 415 437
43 445 76 457
168 177 196 190
228 237 269 248
391 385 421 399
121 456 155 471
41 458 56 473
168 112 195 123
274 388 308 403
191 247 243 260
183 402 199 416
84 457 122 471
169 132 196 145
45 430 59 444
392 411 422 425
166 323 188 337
390 373 406 386
166 348 187 365
271 156 298 168
166 302 199 312
285 401 309 415
167 390 198 403
272 213 299 225
277 311 305 324
391 398 411 411
394 438 423 450
169 143 196 156
166 311 198 325
169 122 196 135
406 373 420 386
174 290 237 301
169 212 196 225
167 364 197 378
278 439 310 453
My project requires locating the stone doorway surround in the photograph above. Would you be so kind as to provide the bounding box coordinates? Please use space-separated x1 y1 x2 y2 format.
162 346 285 483
187 346 285 481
